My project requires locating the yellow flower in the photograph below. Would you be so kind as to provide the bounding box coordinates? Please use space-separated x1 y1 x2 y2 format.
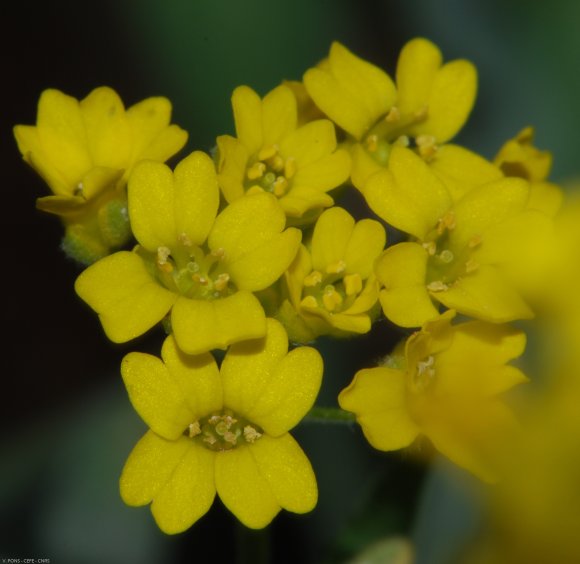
279 207 385 342
368 147 553 327
303 38 477 189
494 126 563 217
216 84 351 221
339 311 528 482
14 87 188 262
120 318 322 533
75 151 301 354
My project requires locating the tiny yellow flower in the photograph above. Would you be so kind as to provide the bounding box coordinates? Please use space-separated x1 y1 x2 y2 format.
120 319 322 533
368 147 553 327
216 84 351 221
303 38 477 189
339 311 528 482
494 126 563 217
14 87 188 262
279 207 385 342
75 151 301 354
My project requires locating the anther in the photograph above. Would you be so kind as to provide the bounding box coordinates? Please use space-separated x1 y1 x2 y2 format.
326 260 346 274
437 211 456 234
414 105 429 121
74 182 84 197
284 157 297 179
465 259 479 274
273 176 289 197
243 425 262 443
178 232 192 247
365 134 379 153
270 155 285 172
188 421 201 438
427 280 449 292
192 274 208 285
344 273 363 296
303 270 323 287
322 285 343 312
214 273 230 292
157 246 171 265
422 241 437 256
300 295 319 310
258 144 278 161
211 247 226 259
247 162 266 180
394 135 410 147
416 134 438 160
468 234 482 248
385 106 400 123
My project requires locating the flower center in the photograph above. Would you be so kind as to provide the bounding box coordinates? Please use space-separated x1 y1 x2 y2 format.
244 144 297 198
138 234 235 300
412 355 436 393
299 260 364 314
363 105 436 165
185 409 263 452
422 212 482 292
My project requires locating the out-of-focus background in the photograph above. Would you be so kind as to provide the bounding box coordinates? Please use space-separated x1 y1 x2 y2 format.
2 1 579 563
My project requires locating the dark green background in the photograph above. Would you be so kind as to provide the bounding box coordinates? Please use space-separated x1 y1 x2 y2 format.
2 1 579 562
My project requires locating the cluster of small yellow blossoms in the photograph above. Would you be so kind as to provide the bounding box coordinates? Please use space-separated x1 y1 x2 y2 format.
16 37 571 534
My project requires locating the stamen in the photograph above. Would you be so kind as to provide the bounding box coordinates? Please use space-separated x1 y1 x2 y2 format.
465 259 479 274
385 106 400 123
326 260 346 274
423 241 437 256
188 421 201 438
427 280 449 292
344 273 363 296
74 182 84 197
284 157 297 179
192 274 208 285
394 135 410 147
437 211 456 234
322 285 343 312
300 295 319 309
243 425 262 443
303 270 323 287
414 105 429 121
270 155 285 172
214 273 230 292
178 232 192 247
211 247 226 259
365 134 379 153
468 234 482 248
416 134 438 160
257 144 278 161
247 162 266 180
157 246 173 273
273 176 289 197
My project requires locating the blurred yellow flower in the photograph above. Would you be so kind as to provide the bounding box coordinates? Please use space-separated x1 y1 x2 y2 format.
216 84 351 221
14 87 188 262
120 319 322 533
279 206 385 342
75 151 301 354
369 147 553 327
303 38 477 189
339 311 528 482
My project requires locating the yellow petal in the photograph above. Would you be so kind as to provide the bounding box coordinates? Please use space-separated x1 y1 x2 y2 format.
262 85 297 147
434 265 533 322
279 187 334 218
415 59 477 143
429 144 503 202
171 291 266 355
291 149 351 192
216 134 248 203
342 275 380 315
232 85 263 155
285 245 312 306
120 431 191 506
362 146 452 239
339 367 419 451
344 218 386 278
75 251 177 342
121 351 194 440
80 86 131 169
324 311 371 334
278 119 337 166
311 207 354 272
227 229 301 291
215 446 280 528
396 37 442 115
221 318 323 435
37 88 92 186
376 243 440 327
36 194 87 217
350 142 383 191
249 434 317 514
450 177 530 252
129 151 219 251
208 192 286 260
528 181 563 217
126 96 187 165
151 439 216 534
160 335 223 419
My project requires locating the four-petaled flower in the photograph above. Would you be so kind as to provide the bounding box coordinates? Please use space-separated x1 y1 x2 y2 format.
280 206 386 342
120 318 322 532
75 151 301 354
339 311 528 482
216 84 351 222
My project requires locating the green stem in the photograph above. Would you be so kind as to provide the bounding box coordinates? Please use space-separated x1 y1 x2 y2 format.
302 406 356 424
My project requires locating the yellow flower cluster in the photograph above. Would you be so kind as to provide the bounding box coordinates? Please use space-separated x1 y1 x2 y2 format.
15 36 567 532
